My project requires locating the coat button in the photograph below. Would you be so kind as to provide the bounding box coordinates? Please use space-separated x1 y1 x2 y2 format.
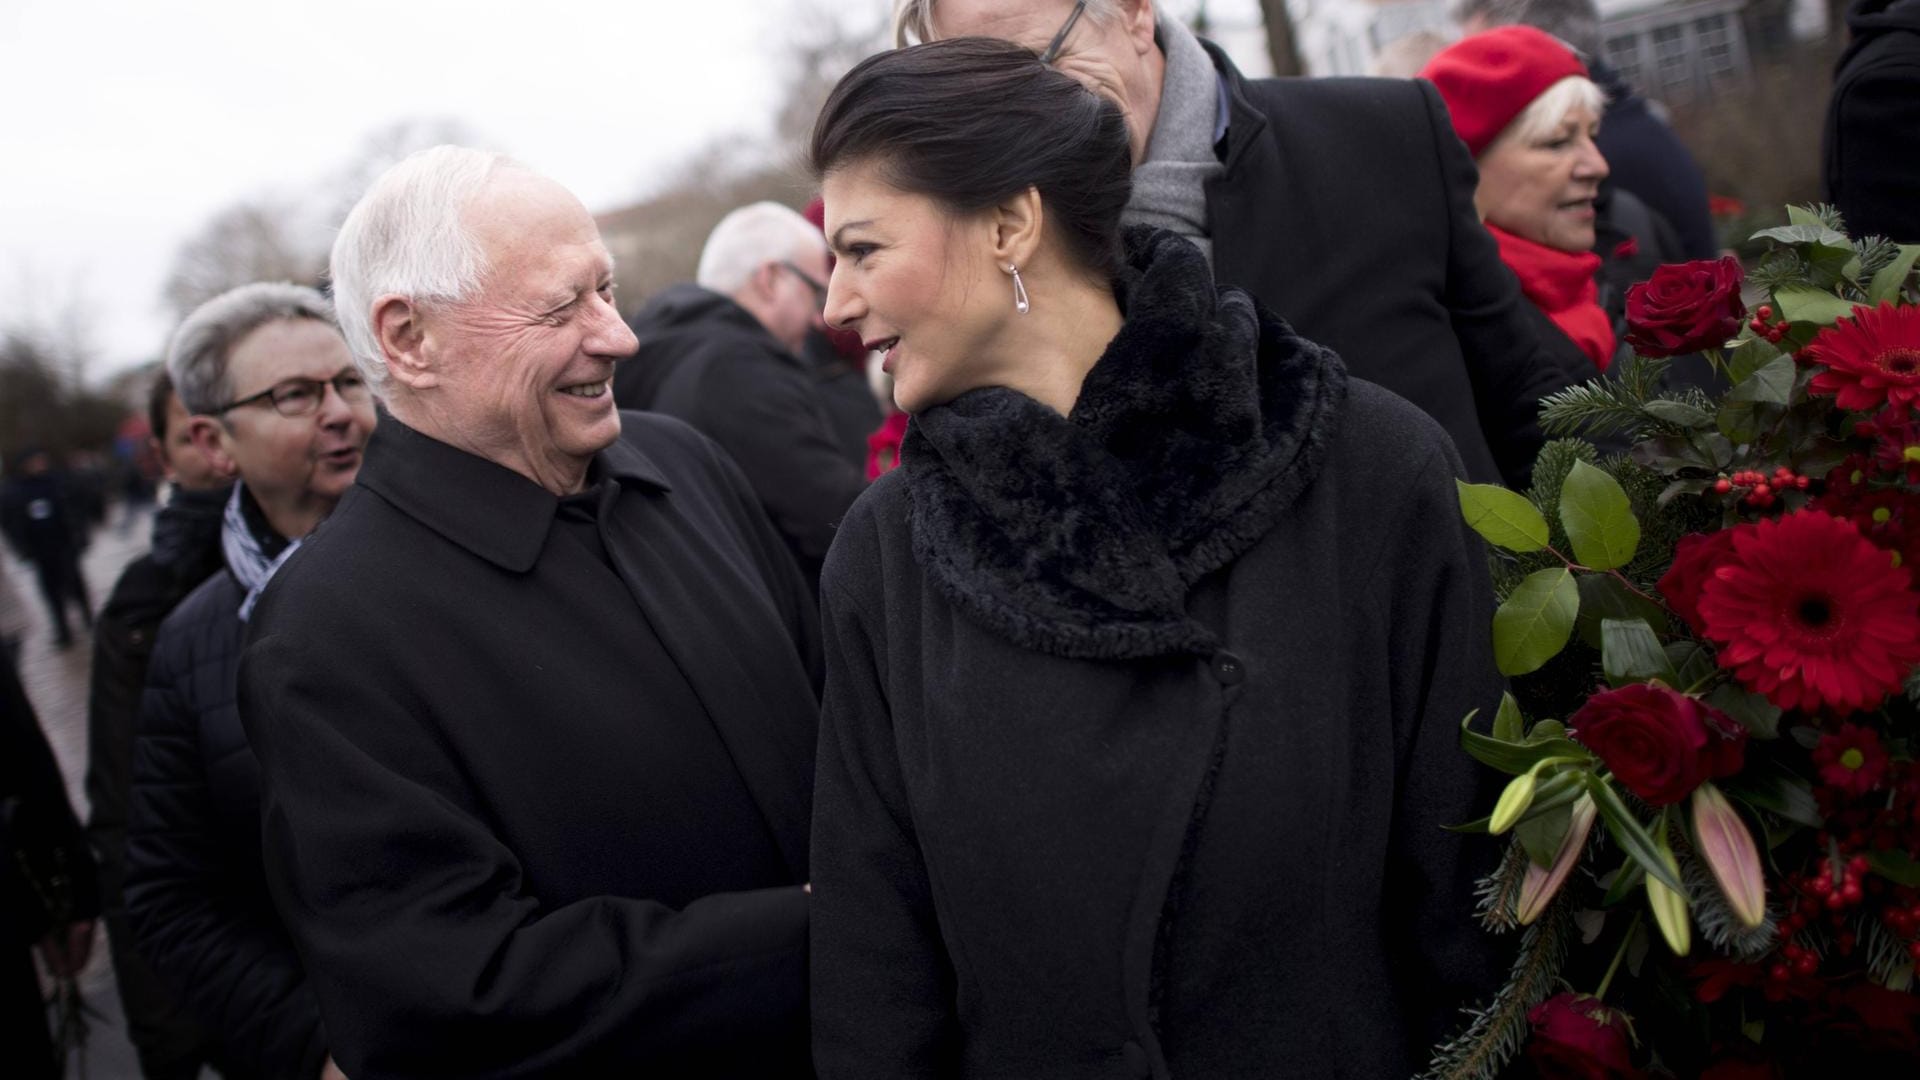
1211 650 1245 686
1121 1040 1151 1078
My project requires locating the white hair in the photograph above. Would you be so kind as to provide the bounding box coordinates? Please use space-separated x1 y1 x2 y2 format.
696 202 827 296
167 282 338 415
328 145 523 395
894 0 1126 47
1494 74 1608 150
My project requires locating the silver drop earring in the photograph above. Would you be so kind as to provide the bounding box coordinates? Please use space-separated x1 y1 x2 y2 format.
1009 263 1030 315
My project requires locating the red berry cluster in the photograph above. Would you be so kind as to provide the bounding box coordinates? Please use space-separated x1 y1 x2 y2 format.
1711 466 1809 508
1749 304 1788 344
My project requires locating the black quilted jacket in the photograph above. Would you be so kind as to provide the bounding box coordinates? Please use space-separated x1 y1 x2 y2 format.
123 569 326 1079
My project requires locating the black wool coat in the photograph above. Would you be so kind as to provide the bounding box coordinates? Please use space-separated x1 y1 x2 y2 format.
811 231 1509 1079
239 412 822 1079
1201 41 1590 489
619 285 870 586
123 568 326 1080
1825 0 1920 242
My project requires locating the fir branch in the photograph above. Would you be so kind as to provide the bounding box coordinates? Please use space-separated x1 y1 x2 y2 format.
1477 841 1528 934
1419 899 1575 1080
1856 236 1901 281
1538 356 1673 439
1526 439 1600 551
1748 249 1807 296
1863 915 1916 991
1674 836 1775 961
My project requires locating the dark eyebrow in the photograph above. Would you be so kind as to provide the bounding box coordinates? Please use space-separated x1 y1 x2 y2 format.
829 220 875 252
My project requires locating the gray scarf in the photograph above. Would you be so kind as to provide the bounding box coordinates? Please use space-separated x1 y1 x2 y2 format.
1120 18 1226 263
220 483 302 622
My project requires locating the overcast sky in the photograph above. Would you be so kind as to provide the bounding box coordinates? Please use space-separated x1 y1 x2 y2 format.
0 0 1249 377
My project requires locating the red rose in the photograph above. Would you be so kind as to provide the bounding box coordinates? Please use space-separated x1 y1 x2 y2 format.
1525 992 1644 1079
1569 684 1746 805
1625 256 1747 358
1658 529 1738 634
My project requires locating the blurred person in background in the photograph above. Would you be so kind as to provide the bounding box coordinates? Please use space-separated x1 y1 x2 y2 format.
85 368 232 1080
802 196 886 470
241 147 819 1077
1421 27 1639 371
1455 0 1720 261
619 201 868 588
124 282 371 1080
0 558 28 671
1825 0 1920 242
901 0 1592 489
1 448 94 650
3 655 99 1080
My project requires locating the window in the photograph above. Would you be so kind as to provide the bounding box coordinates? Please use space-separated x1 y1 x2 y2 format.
1694 14 1737 80
1605 33 1643 88
1652 23 1691 99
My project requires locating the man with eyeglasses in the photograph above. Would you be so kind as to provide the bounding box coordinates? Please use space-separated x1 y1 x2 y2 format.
618 200 869 589
902 0 1596 490
122 281 368 1080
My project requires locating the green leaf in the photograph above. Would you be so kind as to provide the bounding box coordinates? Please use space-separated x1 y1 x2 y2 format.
1601 858 1647 906
1721 762 1823 828
1462 712 1592 774
1457 480 1550 553
1868 244 1920 306
1786 205 1825 228
1444 769 1586 834
1494 568 1581 676
1868 851 1920 887
1493 691 1525 743
1516 800 1573 868
1601 618 1676 687
1752 223 1852 249
1559 461 1640 570
1641 400 1715 429
1576 575 1669 650
1723 338 1782 384
1707 683 1783 740
1584 773 1686 892
1666 642 1716 692
1527 719 1569 743
1773 284 1862 326
1727 355 1797 406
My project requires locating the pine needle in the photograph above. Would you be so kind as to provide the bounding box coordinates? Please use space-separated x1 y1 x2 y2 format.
1419 899 1575 1080
1538 356 1672 439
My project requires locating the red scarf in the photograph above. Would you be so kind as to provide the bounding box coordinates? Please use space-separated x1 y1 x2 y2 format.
1488 224 1615 371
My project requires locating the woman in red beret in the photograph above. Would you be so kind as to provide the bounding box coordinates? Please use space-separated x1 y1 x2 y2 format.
1420 26 1620 370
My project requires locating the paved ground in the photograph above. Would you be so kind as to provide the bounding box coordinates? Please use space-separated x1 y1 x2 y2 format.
8 502 166 1078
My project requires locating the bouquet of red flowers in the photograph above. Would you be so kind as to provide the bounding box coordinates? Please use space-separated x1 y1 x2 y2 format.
1427 207 1920 1078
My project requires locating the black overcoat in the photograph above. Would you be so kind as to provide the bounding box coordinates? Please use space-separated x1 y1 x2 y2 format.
811 231 1508 1079
1201 42 1590 489
238 412 822 1078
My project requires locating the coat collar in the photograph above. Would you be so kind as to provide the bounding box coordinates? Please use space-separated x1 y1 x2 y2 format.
356 410 673 573
901 227 1347 661
1200 38 1270 179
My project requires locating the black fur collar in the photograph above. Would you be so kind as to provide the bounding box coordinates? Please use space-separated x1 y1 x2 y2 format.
903 227 1349 660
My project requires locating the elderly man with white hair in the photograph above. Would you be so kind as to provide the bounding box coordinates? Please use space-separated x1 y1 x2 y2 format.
617 201 866 588
237 147 821 1077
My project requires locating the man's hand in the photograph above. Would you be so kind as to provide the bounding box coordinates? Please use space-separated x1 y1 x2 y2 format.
320 1054 349 1080
37 919 95 978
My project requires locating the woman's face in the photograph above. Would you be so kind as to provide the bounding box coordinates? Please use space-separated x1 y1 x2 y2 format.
819 162 1014 414
1474 100 1609 253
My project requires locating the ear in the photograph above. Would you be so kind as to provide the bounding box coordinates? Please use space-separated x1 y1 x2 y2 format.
748 261 783 303
183 416 240 481
373 294 435 391
989 186 1045 274
1122 0 1159 55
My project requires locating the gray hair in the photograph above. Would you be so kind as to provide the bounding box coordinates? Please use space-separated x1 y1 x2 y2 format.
894 0 1125 47
166 282 338 415
1453 0 1600 60
696 202 827 296
1491 74 1608 151
329 145 522 395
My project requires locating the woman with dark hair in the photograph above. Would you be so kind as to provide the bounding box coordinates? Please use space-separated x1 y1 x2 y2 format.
809 36 1507 1080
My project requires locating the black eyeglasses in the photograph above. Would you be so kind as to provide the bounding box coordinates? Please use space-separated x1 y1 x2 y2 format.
216 370 370 418
1040 0 1089 65
780 261 830 308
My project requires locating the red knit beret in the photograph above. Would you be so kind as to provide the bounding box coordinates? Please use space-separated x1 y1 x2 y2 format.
1418 26 1589 158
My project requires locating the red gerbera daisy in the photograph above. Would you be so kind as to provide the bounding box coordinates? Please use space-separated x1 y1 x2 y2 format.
1866 411 1920 483
1813 723 1890 797
1806 302 1920 412
1815 486 1920 570
1697 511 1920 715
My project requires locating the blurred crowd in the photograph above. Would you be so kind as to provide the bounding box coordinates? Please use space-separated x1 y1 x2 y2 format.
4 1 1915 1078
